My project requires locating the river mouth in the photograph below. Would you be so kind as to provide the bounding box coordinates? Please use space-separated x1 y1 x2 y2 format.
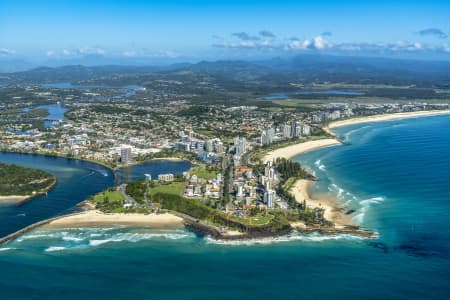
0 152 190 238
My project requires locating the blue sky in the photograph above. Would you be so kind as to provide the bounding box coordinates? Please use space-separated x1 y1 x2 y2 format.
1 0 450 64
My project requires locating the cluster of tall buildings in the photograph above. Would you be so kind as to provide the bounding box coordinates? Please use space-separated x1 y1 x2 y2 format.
175 132 224 155
234 136 247 155
312 110 348 123
205 138 224 154
260 162 278 208
260 128 275 145
280 122 311 139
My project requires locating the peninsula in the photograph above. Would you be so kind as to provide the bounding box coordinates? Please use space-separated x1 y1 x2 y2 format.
0 162 56 204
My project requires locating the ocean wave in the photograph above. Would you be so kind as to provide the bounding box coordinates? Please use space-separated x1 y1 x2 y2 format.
16 233 58 242
62 236 84 242
0 247 15 252
313 159 327 171
22 228 194 252
206 232 364 246
352 196 384 224
343 125 371 140
88 232 190 247
45 246 66 252
328 183 350 202
359 197 384 206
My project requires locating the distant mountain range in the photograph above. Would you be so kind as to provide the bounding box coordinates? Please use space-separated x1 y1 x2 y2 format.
1 54 450 88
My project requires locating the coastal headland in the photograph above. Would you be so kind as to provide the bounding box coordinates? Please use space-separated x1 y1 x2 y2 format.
3 110 450 243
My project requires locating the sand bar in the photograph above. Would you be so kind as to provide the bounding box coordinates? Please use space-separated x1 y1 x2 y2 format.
45 210 184 228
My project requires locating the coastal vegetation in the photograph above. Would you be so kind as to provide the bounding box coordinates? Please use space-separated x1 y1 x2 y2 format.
91 189 125 212
0 162 56 197
125 179 147 205
149 187 290 234
274 157 310 179
91 188 150 214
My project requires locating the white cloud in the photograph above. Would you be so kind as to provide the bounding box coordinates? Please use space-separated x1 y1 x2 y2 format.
45 47 106 58
312 35 331 49
214 32 450 56
77 47 105 55
214 40 277 50
286 35 331 50
121 49 181 58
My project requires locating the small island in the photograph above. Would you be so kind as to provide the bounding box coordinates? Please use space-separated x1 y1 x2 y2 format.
0 162 57 204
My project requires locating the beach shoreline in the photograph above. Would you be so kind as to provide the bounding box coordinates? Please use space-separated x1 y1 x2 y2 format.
261 110 450 234
328 109 450 129
289 179 353 229
44 210 185 229
0 177 57 205
4 110 450 243
262 139 342 163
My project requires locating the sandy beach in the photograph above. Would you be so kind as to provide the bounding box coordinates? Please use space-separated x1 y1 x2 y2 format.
263 139 341 163
290 179 352 228
0 195 27 202
45 210 185 228
328 109 450 129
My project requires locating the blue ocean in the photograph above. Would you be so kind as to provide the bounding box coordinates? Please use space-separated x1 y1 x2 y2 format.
1 115 450 299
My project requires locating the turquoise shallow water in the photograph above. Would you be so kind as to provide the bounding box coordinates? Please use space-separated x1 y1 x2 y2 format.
1 116 450 299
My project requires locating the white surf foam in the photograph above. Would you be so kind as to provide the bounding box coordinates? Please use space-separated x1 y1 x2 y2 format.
45 246 66 252
343 125 371 140
62 236 84 242
352 196 385 224
88 232 191 247
16 233 59 242
0 247 15 252
206 232 364 246
359 197 384 206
